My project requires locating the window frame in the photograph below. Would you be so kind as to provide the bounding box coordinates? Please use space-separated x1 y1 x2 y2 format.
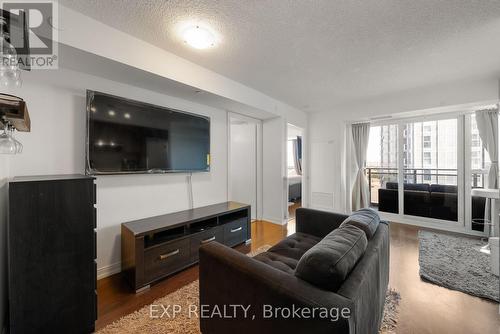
367 112 466 231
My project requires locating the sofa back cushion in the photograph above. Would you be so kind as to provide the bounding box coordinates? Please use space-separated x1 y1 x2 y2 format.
386 182 431 192
340 208 380 239
430 184 457 194
295 224 367 292
386 182 398 190
405 183 430 192
430 192 457 221
404 190 431 217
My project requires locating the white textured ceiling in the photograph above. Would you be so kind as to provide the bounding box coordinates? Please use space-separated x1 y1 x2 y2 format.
58 0 500 113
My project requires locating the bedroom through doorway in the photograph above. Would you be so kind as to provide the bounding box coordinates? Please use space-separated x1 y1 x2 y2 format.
287 124 303 221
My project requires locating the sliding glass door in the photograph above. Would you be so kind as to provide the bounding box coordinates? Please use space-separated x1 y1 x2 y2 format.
366 125 399 214
402 118 460 222
366 115 464 227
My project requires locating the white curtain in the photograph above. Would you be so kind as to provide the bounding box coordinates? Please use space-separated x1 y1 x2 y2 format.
351 123 371 211
475 107 499 235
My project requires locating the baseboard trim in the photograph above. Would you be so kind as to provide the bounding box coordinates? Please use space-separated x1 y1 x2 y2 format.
97 262 121 280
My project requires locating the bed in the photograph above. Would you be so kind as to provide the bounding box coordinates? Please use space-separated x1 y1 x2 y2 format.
288 175 302 202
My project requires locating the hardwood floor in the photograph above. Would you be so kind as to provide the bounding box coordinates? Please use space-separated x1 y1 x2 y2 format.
96 220 499 333
388 223 499 334
288 200 301 220
95 221 293 330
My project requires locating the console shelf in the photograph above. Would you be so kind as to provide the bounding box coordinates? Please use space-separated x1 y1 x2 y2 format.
121 201 251 291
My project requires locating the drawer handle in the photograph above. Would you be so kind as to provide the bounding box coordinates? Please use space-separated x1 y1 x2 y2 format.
201 236 216 244
158 249 180 260
230 227 242 233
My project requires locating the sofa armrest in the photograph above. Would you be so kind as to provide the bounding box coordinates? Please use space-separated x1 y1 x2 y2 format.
199 242 354 334
296 208 349 238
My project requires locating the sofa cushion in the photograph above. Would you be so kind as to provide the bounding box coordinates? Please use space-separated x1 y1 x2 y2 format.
430 184 457 194
340 208 380 239
378 188 399 213
405 183 430 192
430 192 457 221
253 252 298 274
253 233 321 274
385 182 431 192
386 182 398 190
267 232 321 260
295 224 368 292
404 190 431 217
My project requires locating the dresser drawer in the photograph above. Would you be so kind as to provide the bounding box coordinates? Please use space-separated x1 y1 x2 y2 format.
223 218 248 247
144 238 190 283
190 226 223 261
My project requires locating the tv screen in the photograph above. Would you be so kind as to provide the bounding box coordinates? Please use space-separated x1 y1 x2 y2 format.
86 90 210 174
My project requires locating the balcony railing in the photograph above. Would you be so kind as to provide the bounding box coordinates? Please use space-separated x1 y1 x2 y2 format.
365 167 485 206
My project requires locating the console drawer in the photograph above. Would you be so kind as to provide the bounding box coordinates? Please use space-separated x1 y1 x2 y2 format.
223 218 248 247
190 226 223 261
144 238 190 282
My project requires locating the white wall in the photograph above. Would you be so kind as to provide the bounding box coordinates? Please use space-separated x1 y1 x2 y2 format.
262 117 286 224
9 69 228 278
308 77 499 214
229 119 257 219
0 156 9 334
309 117 346 212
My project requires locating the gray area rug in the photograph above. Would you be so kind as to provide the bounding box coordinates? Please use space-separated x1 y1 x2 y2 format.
418 230 499 302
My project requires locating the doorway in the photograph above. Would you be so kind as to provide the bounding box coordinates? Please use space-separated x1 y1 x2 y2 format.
287 124 304 220
228 114 260 220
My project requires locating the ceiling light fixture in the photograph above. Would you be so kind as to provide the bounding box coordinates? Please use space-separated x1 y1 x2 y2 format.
108 110 116 116
183 25 215 49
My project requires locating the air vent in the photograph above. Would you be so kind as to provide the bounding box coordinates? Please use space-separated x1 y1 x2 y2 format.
311 192 334 209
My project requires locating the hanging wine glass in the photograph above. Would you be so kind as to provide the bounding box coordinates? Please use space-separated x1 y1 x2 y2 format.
0 68 22 88
0 124 16 154
0 95 24 154
0 17 22 88
9 124 22 153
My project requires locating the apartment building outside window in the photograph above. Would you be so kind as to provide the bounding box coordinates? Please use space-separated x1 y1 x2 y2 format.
365 111 495 232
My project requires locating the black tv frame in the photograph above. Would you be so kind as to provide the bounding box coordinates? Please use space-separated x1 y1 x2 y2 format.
85 90 211 175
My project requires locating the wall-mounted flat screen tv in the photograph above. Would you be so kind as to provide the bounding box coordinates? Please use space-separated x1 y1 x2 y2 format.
86 90 210 174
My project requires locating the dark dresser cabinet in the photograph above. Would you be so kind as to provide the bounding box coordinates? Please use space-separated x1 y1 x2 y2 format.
122 201 251 292
8 175 97 334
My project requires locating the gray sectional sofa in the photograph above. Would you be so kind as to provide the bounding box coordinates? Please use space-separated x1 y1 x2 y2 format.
199 208 390 334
